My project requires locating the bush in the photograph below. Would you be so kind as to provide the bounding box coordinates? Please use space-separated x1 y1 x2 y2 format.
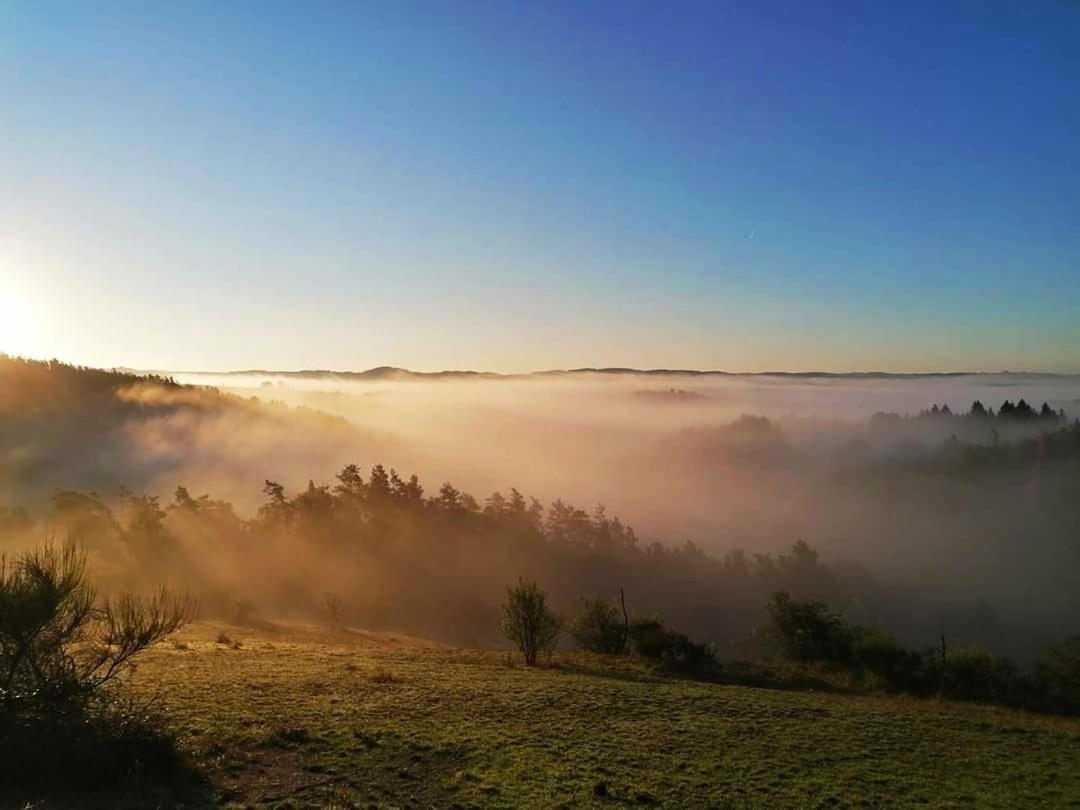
571 595 628 654
935 646 1021 704
0 544 194 707
232 599 258 626
766 591 854 665
501 579 561 666
0 542 194 790
628 618 668 659
1036 637 1080 713
323 592 344 628
851 626 925 690
629 617 715 674
0 694 188 790
760 594 1080 715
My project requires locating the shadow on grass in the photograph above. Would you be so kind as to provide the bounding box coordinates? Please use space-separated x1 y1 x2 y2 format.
0 703 215 809
553 654 860 697
551 658 673 686
708 659 859 694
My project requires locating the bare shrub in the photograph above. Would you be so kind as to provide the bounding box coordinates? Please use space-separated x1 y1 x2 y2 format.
500 578 561 666
323 592 344 628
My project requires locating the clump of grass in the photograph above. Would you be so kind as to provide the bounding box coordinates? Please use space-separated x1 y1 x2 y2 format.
262 725 311 748
352 729 380 749
369 667 399 684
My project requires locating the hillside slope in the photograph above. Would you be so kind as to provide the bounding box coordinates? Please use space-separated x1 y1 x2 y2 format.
0 355 387 509
43 622 1080 809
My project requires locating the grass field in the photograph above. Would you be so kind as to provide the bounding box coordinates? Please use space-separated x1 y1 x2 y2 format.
27 621 1080 809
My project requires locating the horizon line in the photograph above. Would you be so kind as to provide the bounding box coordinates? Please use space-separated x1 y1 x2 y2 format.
142 365 1080 380
5 353 1079 379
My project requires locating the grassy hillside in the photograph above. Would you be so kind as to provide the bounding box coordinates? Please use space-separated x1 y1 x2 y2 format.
22 622 1077 809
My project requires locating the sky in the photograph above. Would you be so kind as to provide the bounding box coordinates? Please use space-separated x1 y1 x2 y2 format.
1 1 1078 373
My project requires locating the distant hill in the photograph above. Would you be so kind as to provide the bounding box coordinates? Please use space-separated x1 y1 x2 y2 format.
165 366 506 382
154 366 1078 382
0 354 377 507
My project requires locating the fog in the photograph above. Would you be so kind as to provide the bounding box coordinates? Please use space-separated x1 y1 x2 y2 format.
115 370 1071 657
3 357 1079 660
169 369 1080 544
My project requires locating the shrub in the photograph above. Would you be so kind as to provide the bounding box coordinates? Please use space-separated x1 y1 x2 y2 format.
628 618 667 659
323 592 344 628
935 646 1021 704
369 666 399 684
0 543 194 709
851 626 924 689
766 591 854 665
263 724 311 748
0 542 194 790
571 595 628 654
232 599 258 626
1036 637 1080 713
0 693 189 790
501 579 561 666
629 617 715 673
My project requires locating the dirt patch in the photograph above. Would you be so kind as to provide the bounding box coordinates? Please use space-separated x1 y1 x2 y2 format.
212 736 474 807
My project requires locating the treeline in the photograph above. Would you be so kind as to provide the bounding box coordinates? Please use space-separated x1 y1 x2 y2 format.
872 398 1067 424
0 353 179 415
855 399 1080 478
6 427 1078 660
863 417 1080 479
2 464 847 650
0 354 357 505
5 460 1080 715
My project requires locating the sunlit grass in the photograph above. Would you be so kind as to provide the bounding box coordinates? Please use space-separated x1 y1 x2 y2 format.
109 621 1080 808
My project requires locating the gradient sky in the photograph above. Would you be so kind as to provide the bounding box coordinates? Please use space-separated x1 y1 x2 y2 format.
2 1 1078 373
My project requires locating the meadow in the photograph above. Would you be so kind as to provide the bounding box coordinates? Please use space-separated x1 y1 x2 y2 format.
24 620 1076 809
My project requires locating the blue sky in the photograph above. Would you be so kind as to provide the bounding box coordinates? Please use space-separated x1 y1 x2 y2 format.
1 1 1078 372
